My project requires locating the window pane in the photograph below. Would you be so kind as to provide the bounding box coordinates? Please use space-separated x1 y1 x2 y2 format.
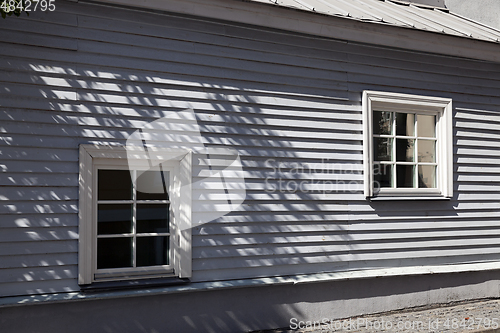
418 165 436 188
137 204 169 233
374 138 393 161
417 115 435 137
374 163 393 189
396 165 415 188
396 139 414 162
418 140 436 162
396 113 415 136
137 170 169 201
97 237 133 269
98 204 132 235
137 236 169 267
98 170 132 200
373 111 393 135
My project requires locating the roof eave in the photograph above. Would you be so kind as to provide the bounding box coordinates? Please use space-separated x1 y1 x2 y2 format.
91 0 500 63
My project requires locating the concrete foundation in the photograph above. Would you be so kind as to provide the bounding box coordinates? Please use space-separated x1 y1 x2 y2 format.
1 270 499 333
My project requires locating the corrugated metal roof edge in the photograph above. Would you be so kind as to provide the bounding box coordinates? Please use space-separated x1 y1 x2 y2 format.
258 0 499 43
254 0 500 44
449 11 500 37
388 0 448 12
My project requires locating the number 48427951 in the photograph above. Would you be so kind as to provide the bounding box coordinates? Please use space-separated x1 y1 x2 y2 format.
1 0 55 12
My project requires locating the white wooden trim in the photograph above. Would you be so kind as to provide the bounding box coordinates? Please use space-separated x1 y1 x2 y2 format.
178 151 192 278
362 91 453 199
444 100 454 198
83 144 189 161
364 91 453 109
362 91 372 198
90 0 500 63
78 144 193 284
78 146 94 285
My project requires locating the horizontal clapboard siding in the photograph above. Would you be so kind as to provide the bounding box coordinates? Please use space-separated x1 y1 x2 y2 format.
0 0 500 297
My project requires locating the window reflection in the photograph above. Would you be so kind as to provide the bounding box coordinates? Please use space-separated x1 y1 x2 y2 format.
374 137 393 161
417 115 435 137
396 113 415 136
372 111 437 190
418 140 436 163
373 111 393 135
418 165 436 188
396 139 414 162
137 170 169 200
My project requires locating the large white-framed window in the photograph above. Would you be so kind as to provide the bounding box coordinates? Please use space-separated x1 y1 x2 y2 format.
363 91 453 199
78 144 192 285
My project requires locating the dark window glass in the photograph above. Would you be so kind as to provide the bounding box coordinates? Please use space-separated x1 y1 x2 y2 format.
98 170 132 200
396 113 415 136
137 236 169 267
396 165 414 188
137 204 169 233
396 139 414 162
374 164 392 189
137 171 169 200
97 204 132 235
374 138 393 162
97 237 133 269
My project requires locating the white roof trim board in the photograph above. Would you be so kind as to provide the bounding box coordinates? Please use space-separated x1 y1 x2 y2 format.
249 0 500 43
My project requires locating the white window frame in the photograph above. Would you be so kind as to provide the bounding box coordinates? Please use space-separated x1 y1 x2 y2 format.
78 144 192 285
362 91 453 199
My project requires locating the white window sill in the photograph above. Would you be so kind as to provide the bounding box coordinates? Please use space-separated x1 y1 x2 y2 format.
80 276 189 292
369 196 451 201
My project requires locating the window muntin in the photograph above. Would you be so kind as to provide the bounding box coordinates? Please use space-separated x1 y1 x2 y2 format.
362 91 453 199
373 111 438 192
96 169 172 272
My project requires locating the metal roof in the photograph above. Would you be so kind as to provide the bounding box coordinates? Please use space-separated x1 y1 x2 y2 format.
247 0 500 44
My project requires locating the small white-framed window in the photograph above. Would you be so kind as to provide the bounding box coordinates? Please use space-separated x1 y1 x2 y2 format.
78 145 192 285
363 91 453 199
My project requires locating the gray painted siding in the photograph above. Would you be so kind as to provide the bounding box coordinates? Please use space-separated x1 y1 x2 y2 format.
0 0 500 297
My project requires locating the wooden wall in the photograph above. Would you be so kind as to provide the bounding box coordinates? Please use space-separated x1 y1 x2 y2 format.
1 0 500 297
